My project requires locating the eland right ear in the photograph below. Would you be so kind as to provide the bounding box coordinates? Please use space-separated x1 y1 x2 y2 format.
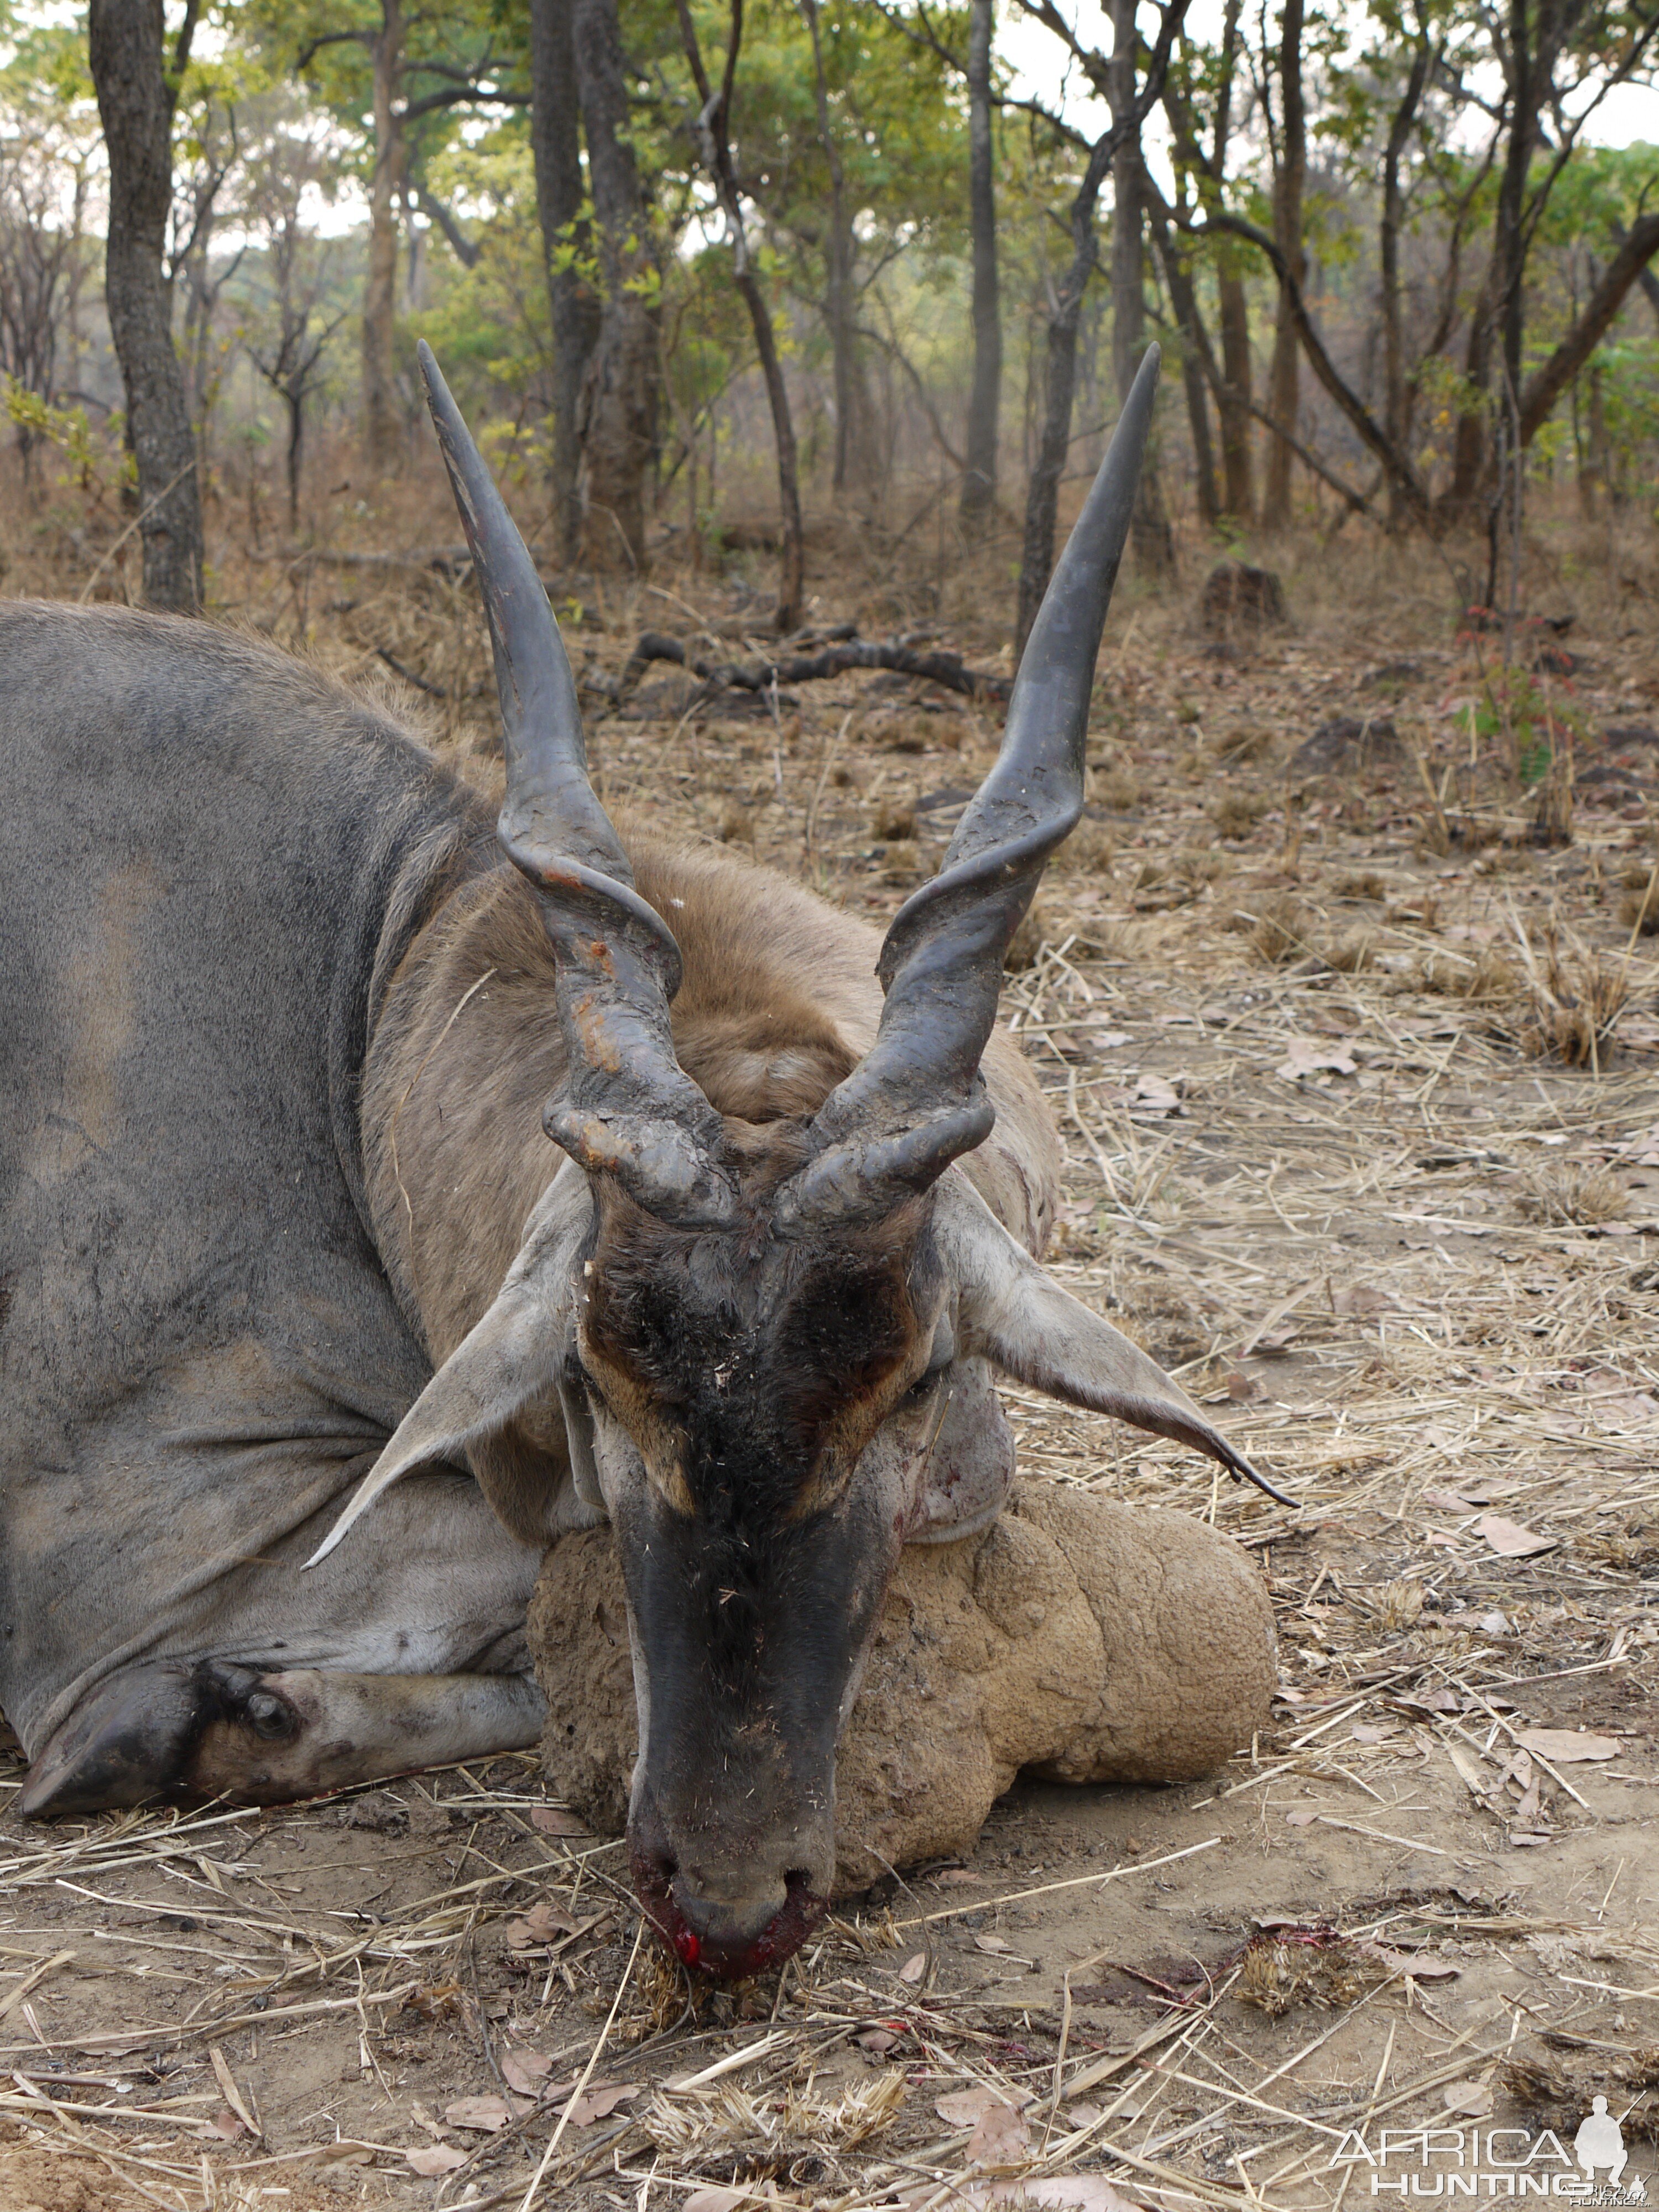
937 1182 1293 1503
307 1170 594 1562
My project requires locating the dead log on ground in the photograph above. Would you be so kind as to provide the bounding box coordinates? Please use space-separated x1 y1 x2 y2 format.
622 629 1012 705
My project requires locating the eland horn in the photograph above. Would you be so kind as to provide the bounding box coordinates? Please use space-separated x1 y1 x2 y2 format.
418 343 736 1225
779 346 1162 1227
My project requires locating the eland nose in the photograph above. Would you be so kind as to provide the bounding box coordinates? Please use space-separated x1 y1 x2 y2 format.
672 1865 790 1949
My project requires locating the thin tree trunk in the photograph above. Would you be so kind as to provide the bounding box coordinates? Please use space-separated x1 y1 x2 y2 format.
1381 31 1432 525
676 0 804 632
1215 262 1255 519
529 0 601 565
959 0 1000 525
87 0 203 611
572 0 656 573
1448 258 1495 513
1261 0 1305 530
1165 0 1251 521
286 388 303 529
1015 0 1187 651
1143 175 1219 525
800 0 864 495
362 0 406 476
1109 0 1172 572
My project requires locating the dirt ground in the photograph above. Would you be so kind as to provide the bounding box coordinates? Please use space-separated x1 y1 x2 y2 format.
2 497 1658 2211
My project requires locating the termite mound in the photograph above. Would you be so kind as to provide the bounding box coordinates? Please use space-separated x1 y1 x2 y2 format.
528 1480 1277 1896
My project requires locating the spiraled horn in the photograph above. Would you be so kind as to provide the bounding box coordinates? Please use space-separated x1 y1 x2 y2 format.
418 343 735 1224
778 346 1162 1228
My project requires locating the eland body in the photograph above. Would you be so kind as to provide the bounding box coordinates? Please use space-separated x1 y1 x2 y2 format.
1 346 1271 1976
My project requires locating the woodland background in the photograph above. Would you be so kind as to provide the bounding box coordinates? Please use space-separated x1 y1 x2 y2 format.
2 0 1654 641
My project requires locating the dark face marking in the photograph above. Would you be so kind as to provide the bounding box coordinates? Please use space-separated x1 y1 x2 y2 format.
573 1180 946 1976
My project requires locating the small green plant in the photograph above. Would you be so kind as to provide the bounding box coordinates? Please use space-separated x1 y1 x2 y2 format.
1468 664 1585 790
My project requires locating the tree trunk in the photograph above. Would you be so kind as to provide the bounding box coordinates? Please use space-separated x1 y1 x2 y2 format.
362 0 406 477
676 0 804 630
529 0 601 565
572 0 656 573
87 0 202 611
1215 261 1255 519
1261 0 1305 530
1108 0 1172 572
800 0 867 495
736 269 805 629
285 388 304 529
1381 34 1432 526
959 0 1000 525
1143 177 1218 525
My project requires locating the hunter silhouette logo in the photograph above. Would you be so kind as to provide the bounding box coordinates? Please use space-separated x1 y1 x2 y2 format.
1328 2106 1650 2198
1575 2101 1645 2199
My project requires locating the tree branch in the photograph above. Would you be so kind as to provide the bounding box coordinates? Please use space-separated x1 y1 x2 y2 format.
1190 209 1431 520
1518 210 1659 444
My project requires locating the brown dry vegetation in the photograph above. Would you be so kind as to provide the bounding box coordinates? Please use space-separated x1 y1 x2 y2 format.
2 474 1658 2210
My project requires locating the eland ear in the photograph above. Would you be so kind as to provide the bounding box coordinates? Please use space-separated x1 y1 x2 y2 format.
306 1172 593 1563
937 1182 1292 1503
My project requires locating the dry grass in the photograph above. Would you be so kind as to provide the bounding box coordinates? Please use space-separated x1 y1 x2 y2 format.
1500 918 1631 1066
1514 1160 1630 1224
1209 790 1274 839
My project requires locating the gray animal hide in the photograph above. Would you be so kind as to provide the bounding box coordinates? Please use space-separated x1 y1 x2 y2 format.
0 604 541 1760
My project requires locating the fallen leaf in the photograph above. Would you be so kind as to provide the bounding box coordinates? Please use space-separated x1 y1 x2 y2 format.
1067 2103 1104 2128
1276 1037 1358 1081
1475 1514 1557 1557
1130 1073 1183 1117
1444 2081 1495 2118
1515 1728 1620 1763
563 2081 640 2126
499 2048 551 2096
974 1933 1014 1954
1422 1488 1479 1513
937 2085 1036 2126
1332 1283 1393 1316
685 2192 754 2212
531 1806 590 1836
1445 1744 1493 1796
857 2027 902 2054
505 1903 581 1949
444 2095 513 2132
1351 1724 1387 1745
968 2099 1031 2165
406 2145 468 2176
1399 1686 1463 1713
1479 1611 1514 1634
206 2108 251 2141
1285 1809 1317 1827
899 1952 928 1984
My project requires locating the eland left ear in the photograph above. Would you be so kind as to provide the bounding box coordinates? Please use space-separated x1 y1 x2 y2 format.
937 1182 1292 1503
307 1172 593 1563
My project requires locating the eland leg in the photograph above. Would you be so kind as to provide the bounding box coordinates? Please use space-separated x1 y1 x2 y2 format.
19 1661 544 1816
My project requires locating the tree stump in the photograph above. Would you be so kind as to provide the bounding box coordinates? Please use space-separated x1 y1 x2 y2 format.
1201 561 1288 638
528 1480 1277 1896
